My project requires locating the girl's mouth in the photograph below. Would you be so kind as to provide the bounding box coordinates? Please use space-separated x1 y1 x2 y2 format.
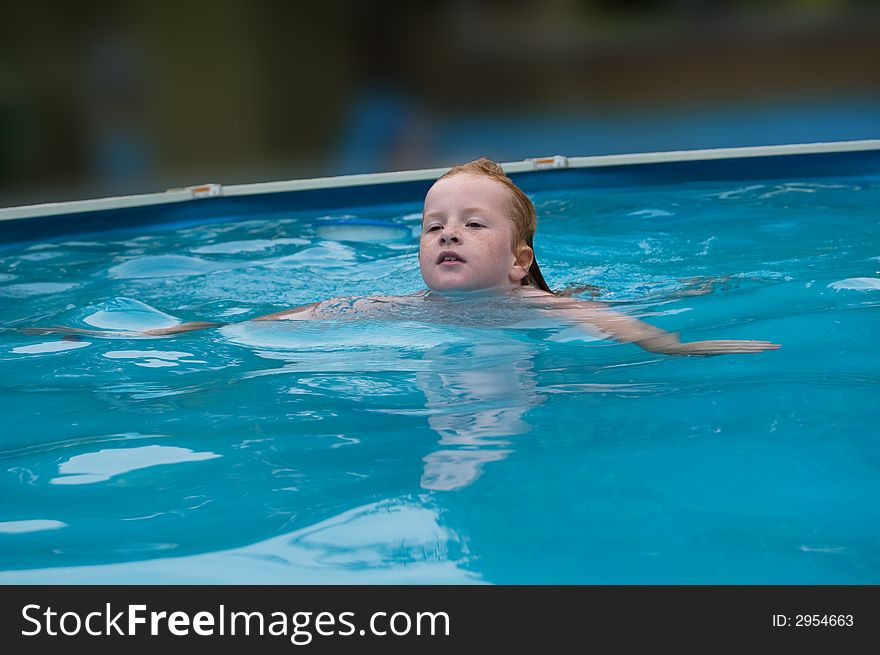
436 251 466 265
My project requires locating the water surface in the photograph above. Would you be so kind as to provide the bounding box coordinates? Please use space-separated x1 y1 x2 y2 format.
1 178 879 583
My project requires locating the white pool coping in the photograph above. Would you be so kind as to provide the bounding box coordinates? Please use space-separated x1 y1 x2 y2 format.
2 139 879 222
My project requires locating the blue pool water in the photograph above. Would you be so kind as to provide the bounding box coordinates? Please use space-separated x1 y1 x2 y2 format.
1 174 879 583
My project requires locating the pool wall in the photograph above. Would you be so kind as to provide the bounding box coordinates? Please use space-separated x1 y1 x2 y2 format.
1 140 878 245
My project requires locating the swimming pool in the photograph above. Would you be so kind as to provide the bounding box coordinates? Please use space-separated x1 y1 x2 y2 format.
1 143 879 583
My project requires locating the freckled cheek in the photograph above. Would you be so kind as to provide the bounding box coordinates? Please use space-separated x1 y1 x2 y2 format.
474 234 511 260
418 246 437 274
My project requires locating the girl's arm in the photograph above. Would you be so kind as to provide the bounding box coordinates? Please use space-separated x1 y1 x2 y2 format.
550 299 779 356
147 301 322 332
250 302 320 322
19 302 322 338
19 321 227 338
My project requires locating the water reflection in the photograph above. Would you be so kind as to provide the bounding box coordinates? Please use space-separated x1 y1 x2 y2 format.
223 319 544 492
417 340 540 491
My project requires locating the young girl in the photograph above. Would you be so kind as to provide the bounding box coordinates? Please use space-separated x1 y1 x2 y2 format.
26 158 780 355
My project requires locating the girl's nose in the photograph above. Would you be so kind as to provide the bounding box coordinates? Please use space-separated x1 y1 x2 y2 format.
439 229 461 244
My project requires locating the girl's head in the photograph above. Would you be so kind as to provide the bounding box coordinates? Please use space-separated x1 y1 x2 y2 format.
419 157 552 295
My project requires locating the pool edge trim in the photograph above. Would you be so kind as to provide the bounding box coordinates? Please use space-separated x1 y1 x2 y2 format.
2 139 879 221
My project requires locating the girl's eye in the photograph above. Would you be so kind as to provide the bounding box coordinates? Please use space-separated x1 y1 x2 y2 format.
466 222 484 228
427 225 442 232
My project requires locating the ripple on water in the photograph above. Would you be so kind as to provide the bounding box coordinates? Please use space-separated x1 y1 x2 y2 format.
0 520 68 534
18 252 65 262
107 255 230 279
0 282 78 297
269 242 356 269
314 220 411 243
102 350 204 368
828 277 880 291
191 237 309 255
627 208 674 218
49 445 221 485
221 320 475 352
11 341 92 355
83 297 181 331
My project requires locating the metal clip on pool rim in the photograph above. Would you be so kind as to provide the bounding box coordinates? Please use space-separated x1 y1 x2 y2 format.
187 183 223 199
528 155 569 170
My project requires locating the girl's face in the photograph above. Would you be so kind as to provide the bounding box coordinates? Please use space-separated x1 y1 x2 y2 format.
419 174 533 294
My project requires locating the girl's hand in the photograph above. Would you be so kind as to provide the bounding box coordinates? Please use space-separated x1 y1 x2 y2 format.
17 322 224 338
676 340 781 355
18 326 96 336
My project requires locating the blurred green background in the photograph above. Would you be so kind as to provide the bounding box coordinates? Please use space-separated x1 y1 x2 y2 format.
2 0 878 206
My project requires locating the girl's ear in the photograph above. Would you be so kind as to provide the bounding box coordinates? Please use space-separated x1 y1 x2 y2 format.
510 246 534 283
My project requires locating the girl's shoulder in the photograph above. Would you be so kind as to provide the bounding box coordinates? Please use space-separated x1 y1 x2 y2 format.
311 293 419 319
516 287 603 309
